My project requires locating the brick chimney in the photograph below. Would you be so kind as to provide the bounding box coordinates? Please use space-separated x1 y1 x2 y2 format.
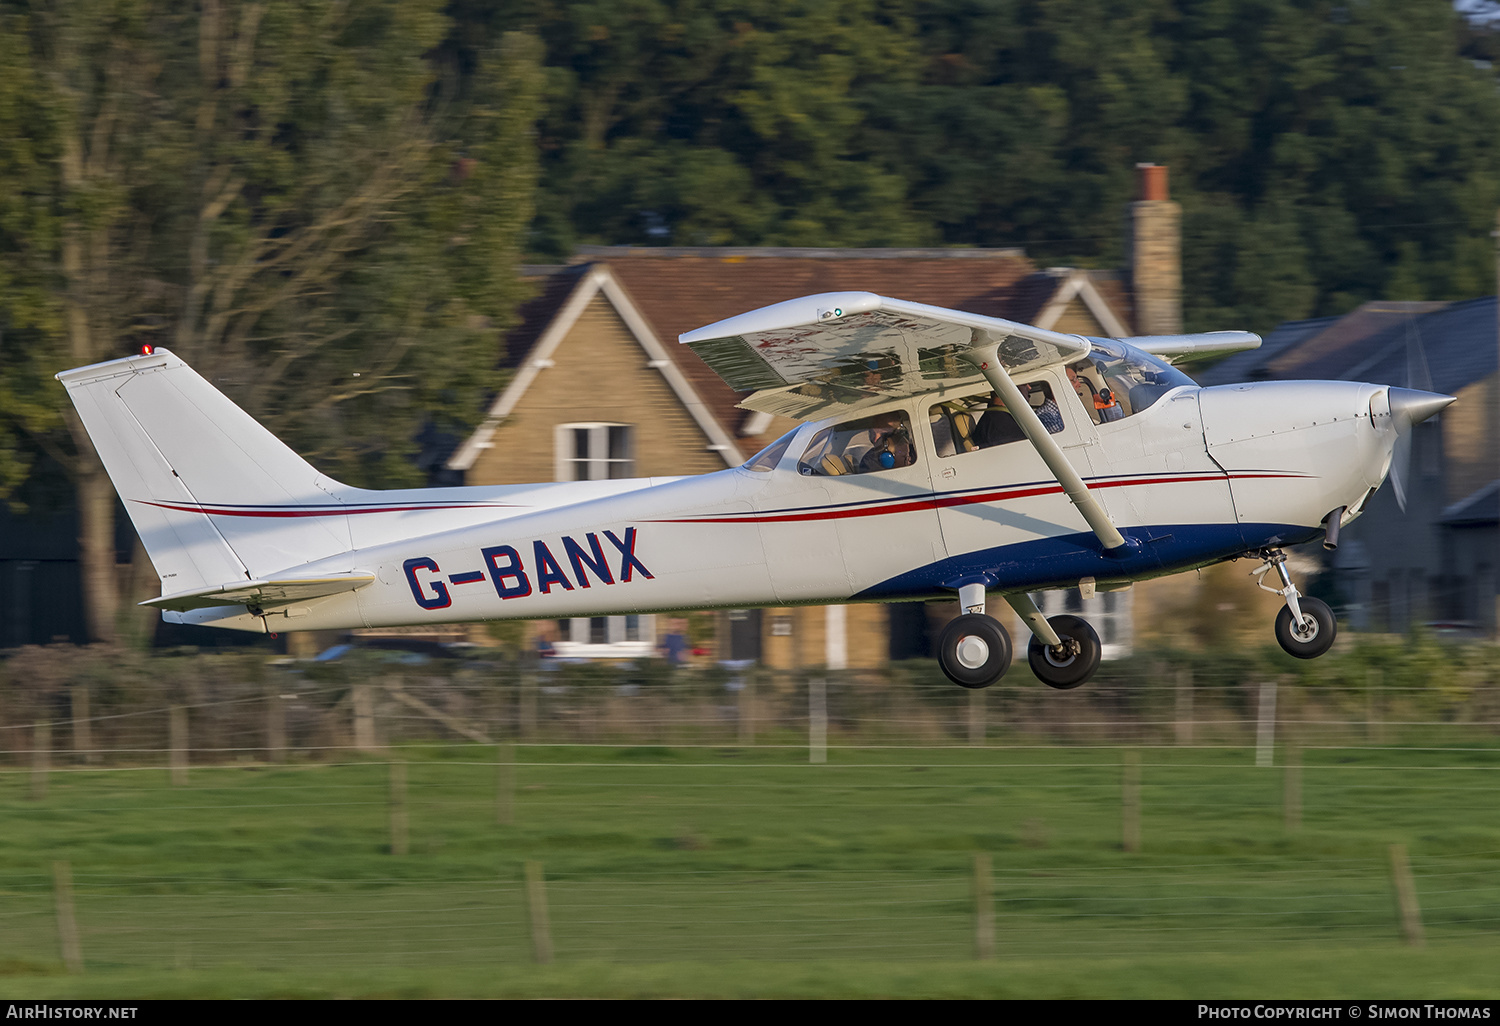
1126 163 1181 335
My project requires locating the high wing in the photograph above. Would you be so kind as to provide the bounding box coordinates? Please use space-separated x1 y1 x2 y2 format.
678 292 1092 422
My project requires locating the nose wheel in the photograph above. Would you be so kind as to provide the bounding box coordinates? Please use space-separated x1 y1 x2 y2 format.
1274 597 1335 658
1254 549 1337 659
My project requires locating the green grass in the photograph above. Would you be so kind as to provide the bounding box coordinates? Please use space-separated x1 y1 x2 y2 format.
0 743 1496 997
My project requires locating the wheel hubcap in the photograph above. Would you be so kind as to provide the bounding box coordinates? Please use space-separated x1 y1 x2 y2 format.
1044 638 1080 668
955 635 990 669
1292 616 1319 641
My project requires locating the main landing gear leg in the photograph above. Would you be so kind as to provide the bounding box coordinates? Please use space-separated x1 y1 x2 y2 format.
936 583 1012 689
1005 592 1102 690
1253 549 1336 659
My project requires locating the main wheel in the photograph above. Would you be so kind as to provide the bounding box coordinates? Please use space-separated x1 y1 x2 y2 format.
1027 615 1102 690
937 613 1012 689
1274 597 1336 659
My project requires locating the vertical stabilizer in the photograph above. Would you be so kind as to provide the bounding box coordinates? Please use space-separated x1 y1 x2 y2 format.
56 349 353 593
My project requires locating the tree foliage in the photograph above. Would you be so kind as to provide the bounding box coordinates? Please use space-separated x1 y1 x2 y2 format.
0 0 544 638
501 0 1500 332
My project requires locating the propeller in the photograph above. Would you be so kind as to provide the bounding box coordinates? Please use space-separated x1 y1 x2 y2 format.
1384 316 1450 514
1385 387 1456 512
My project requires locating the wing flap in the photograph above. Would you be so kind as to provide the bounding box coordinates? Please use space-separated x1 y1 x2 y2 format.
144 572 375 612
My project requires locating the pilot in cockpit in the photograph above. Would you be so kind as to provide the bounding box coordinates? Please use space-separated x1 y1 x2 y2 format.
845 411 915 472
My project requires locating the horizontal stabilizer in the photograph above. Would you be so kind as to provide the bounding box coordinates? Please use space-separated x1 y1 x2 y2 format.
144 572 375 612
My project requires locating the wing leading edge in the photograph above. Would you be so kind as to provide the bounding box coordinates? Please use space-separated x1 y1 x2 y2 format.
679 292 1092 422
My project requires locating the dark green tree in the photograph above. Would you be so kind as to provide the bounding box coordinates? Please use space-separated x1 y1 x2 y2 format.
0 0 542 641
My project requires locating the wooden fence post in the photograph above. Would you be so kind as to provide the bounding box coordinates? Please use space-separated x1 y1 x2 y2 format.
169 706 189 786
524 860 553 964
809 677 827 764
31 720 51 801
496 741 515 827
353 685 378 752
1284 741 1302 833
71 686 97 765
1122 750 1141 853
1175 667 1193 745
389 760 409 856
1255 681 1277 767
520 674 537 739
738 674 755 746
53 860 83 974
1389 843 1425 947
266 688 286 764
973 853 994 961
1366 668 1383 743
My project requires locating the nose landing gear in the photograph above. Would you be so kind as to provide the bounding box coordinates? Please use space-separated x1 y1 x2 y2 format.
1253 549 1336 659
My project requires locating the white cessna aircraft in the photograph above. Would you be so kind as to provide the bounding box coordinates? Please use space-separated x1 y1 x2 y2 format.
57 292 1452 690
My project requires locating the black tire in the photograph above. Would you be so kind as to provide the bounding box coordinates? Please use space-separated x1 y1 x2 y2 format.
937 614 1012 689
1275 597 1336 659
1027 614 1102 690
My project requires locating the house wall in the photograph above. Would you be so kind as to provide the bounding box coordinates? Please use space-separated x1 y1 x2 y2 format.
1443 371 1499 506
1047 300 1108 338
467 294 728 486
760 604 890 671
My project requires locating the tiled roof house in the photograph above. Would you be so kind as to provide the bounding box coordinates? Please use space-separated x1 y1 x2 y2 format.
447 164 1182 666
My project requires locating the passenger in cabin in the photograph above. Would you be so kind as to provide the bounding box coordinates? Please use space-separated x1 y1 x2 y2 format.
1095 386 1124 422
1027 382 1065 434
975 393 1024 448
1067 365 1099 424
1067 363 1123 424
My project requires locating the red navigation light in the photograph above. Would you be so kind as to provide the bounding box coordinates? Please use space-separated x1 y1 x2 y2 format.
140 344 154 356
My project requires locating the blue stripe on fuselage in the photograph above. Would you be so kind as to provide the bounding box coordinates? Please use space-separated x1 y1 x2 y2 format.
854 522 1323 600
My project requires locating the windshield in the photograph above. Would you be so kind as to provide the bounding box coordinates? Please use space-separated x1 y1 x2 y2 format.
741 427 800 472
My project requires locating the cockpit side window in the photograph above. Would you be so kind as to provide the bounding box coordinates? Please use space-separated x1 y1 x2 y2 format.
929 380 1063 458
798 410 918 476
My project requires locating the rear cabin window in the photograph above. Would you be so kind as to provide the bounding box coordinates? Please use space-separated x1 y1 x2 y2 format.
798 411 918 476
929 381 1063 458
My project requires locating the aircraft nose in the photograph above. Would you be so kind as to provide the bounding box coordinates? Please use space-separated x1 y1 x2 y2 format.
1387 387 1455 433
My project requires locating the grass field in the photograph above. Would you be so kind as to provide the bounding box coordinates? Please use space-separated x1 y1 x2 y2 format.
0 742 1497 998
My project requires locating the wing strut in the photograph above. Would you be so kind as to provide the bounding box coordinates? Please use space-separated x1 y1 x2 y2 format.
959 345 1130 554
1003 592 1064 647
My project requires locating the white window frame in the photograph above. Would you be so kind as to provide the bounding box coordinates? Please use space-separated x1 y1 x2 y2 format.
552 615 658 660
555 422 633 482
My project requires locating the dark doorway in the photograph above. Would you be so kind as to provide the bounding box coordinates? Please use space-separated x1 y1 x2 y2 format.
726 609 762 661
